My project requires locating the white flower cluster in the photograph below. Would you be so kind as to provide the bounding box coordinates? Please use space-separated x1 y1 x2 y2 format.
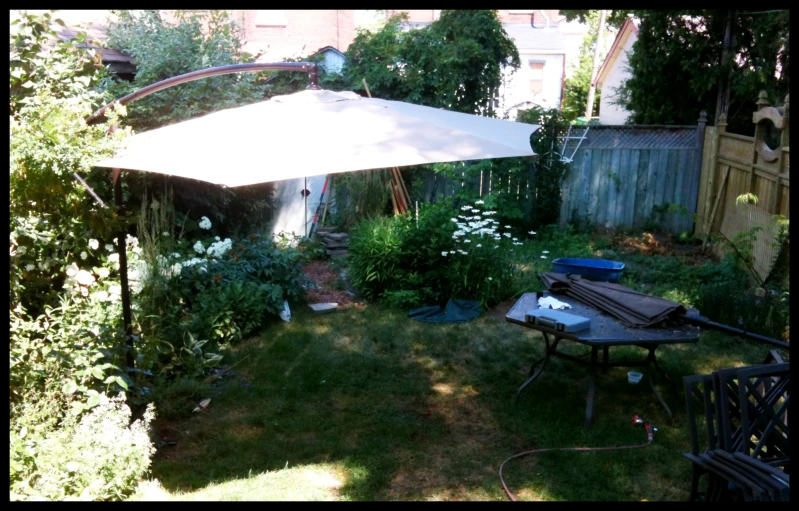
63 262 96 297
199 216 212 230
446 200 517 256
206 238 232 258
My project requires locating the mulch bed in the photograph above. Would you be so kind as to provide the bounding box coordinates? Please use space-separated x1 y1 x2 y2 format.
303 259 362 309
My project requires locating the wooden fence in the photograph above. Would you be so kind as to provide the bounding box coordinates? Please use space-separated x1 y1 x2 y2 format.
694 92 789 282
558 122 706 235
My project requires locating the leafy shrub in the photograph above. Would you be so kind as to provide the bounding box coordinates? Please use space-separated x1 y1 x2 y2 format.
349 199 525 308
131 212 308 378
10 393 155 501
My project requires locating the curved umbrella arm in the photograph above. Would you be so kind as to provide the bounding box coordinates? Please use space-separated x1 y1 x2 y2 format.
86 61 319 125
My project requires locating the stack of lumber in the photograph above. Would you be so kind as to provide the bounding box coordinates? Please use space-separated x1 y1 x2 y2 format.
316 227 349 259
388 167 412 215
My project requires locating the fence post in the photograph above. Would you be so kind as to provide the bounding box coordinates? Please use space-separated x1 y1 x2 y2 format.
691 111 708 235
750 91 771 194
701 114 725 237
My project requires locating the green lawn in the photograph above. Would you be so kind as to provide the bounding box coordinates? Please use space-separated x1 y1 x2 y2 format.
132 303 771 501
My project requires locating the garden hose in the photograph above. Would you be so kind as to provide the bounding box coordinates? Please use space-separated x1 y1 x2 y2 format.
498 416 656 501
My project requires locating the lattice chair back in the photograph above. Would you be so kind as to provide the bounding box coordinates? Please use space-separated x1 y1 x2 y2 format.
735 363 789 462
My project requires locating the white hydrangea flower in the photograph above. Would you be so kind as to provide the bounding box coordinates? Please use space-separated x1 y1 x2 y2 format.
108 253 120 263
97 268 110 279
88 239 99 250
125 234 138 247
66 262 79 277
441 251 449 256
80 251 88 260
199 216 212 230
193 241 205 254
80 287 89 297
94 290 109 302
171 252 181 259
76 270 95 287
25 264 35 271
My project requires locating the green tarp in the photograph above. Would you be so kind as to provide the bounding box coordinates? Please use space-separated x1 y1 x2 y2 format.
408 299 482 323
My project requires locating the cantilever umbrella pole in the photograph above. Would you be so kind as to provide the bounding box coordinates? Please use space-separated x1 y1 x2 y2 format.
86 62 320 371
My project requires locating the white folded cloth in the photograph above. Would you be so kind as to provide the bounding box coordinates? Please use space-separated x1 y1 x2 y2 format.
538 296 572 310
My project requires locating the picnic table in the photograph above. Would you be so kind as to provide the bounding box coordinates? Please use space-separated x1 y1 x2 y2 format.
506 292 701 427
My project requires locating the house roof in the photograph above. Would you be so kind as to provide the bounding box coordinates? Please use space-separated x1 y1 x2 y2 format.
594 17 639 87
501 24 565 53
315 46 345 58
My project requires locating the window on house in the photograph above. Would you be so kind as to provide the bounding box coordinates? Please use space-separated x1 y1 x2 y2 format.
255 10 287 27
529 61 545 94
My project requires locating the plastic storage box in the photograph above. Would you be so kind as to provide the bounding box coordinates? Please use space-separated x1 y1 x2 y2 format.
525 309 591 333
551 258 625 283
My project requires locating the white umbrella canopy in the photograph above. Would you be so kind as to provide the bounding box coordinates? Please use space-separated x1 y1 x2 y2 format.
94 89 540 187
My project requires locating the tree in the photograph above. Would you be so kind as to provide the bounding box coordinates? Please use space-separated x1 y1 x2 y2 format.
617 10 789 134
344 10 520 115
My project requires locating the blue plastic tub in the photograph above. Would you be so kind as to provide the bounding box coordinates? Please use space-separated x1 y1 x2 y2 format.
551 258 625 283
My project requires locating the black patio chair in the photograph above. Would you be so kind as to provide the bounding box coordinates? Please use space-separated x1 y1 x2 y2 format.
683 361 789 501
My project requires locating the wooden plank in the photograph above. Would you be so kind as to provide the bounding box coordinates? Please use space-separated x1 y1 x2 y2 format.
587 149 602 227
654 149 669 214
605 150 621 229
702 165 730 245
633 150 650 229
660 150 677 233
596 149 616 226
643 150 659 229
625 150 641 229
685 149 703 235
670 150 687 234
614 149 631 230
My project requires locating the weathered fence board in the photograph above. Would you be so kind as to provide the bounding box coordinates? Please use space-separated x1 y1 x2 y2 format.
559 123 705 235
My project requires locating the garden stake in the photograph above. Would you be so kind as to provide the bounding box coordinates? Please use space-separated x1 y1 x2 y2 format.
499 416 655 501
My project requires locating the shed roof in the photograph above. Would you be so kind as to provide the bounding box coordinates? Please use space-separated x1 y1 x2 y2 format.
594 18 639 87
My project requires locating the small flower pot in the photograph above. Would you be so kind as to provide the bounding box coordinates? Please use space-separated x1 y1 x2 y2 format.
627 371 643 385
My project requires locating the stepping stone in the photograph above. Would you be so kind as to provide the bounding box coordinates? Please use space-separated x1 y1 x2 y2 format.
327 249 348 258
323 241 349 249
316 226 336 234
323 233 349 242
309 303 338 314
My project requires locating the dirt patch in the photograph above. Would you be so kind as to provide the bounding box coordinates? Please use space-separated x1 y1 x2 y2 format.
303 259 362 308
485 297 519 321
610 232 710 265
